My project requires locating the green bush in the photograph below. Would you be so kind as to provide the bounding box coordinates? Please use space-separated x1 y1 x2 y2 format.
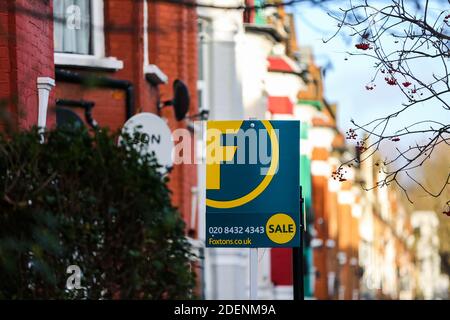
0 127 195 299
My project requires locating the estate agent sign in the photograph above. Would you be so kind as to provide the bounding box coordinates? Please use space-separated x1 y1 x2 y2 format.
206 120 300 248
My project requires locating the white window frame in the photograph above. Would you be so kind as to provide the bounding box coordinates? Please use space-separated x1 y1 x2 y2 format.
197 17 211 112
54 0 123 70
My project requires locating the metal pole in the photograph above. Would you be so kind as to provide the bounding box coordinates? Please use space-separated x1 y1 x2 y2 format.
250 248 258 300
293 187 305 300
248 117 259 301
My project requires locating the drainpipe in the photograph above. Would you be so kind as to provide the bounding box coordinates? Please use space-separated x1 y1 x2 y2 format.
55 69 135 120
55 99 98 128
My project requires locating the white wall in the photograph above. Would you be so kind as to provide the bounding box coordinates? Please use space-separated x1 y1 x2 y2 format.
265 72 303 102
239 32 275 119
198 0 244 120
197 1 248 300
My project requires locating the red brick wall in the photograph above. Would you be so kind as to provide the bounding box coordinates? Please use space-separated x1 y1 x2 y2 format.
0 0 12 131
1 0 198 227
53 81 128 132
326 178 339 299
312 147 330 299
54 0 198 225
148 0 198 227
0 0 55 130
55 0 148 133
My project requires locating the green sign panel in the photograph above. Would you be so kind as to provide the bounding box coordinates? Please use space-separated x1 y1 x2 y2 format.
205 120 300 248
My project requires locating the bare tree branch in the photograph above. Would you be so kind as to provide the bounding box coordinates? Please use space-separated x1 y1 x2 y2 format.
329 0 450 210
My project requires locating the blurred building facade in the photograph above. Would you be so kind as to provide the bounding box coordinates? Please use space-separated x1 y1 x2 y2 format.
197 0 448 300
411 211 449 299
196 0 248 300
354 156 416 299
1 0 448 301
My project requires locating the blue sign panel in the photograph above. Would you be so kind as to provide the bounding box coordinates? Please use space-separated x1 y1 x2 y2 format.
206 120 300 248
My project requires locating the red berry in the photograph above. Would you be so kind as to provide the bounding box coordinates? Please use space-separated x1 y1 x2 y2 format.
402 82 412 88
355 43 371 50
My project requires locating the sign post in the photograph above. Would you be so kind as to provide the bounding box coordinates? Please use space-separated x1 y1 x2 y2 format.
250 248 258 300
205 120 301 299
293 186 305 300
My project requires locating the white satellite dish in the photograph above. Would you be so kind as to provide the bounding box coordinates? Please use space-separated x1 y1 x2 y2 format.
119 113 174 174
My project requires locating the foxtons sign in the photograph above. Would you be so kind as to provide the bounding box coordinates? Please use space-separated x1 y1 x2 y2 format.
205 120 300 248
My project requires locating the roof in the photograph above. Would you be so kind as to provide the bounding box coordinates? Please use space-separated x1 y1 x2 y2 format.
268 96 293 115
268 56 295 73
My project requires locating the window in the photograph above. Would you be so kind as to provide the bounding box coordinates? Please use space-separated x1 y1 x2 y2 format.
197 18 211 112
53 0 123 70
54 0 93 55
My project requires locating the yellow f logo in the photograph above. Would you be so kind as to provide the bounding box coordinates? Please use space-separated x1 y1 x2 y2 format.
205 120 280 209
206 121 243 190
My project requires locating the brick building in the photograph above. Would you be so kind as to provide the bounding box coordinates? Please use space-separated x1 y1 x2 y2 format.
0 0 199 229
238 1 418 300
0 0 55 130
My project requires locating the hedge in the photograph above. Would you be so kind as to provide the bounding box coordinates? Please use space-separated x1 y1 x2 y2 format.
0 127 195 299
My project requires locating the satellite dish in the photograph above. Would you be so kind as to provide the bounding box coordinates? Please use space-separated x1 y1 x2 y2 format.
119 113 174 174
159 79 190 121
172 79 190 121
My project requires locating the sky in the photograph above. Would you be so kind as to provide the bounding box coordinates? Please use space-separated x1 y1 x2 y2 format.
289 1 449 135
287 0 450 190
